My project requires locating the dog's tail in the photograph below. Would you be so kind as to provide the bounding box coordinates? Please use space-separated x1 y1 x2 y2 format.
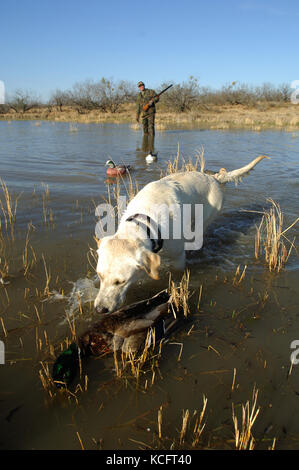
213 155 270 184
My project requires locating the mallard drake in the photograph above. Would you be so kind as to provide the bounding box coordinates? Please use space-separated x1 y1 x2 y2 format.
105 159 131 177
145 152 158 163
52 290 179 387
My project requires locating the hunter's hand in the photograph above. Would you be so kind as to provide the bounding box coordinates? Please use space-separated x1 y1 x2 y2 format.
148 99 154 106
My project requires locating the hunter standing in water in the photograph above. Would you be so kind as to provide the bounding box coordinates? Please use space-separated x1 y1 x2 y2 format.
136 81 159 152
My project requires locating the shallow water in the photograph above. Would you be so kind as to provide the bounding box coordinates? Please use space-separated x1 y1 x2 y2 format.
0 120 298 450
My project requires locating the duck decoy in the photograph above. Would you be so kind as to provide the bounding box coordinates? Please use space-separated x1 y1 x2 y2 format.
105 160 131 177
52 290 179 388
145 152 158 163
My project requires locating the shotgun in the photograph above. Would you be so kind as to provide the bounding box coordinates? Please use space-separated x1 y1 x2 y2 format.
142 84 173 112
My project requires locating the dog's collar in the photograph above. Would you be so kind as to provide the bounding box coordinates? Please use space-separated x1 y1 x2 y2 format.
125 213 163 253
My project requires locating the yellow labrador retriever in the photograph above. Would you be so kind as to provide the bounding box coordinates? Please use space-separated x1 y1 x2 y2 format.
95 155 268 313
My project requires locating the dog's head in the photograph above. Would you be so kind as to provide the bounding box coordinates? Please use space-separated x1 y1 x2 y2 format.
94 236 161 313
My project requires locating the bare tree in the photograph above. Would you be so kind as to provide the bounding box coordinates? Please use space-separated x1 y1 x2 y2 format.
68 78 136 113
68 79 104 113
98 78 136 113
255 82 291 102
118 80 136 102
8 89 41 113
49 89 71 111
159 76 200 112
276 83 291 102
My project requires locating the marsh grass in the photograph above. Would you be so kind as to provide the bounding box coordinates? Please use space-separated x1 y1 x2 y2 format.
232 264 247 285
39 361 56 399
150 395 208 449
69 123 79 132
254 199 298 272
232 386 260 450
0 178 22 240
112 328 165 390
0 316 7 337
163 145 205 177
150 386 274 450
41 254 51 297
168 270 192 318
106 168 139 205
39 359 88 404
0 251 9 281
22 223 37 277
0 180 57 296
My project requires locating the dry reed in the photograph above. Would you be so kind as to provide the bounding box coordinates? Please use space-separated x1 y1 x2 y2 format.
112 328 164 389
232 386 260 450
0 178 22 240
233 264 247 285
168 270 191 318
41 254 51 296
192 395 208 447
179 409 190 444
163 145 205 177
254 199 298 272
158 395 208 448
158 405 163 439
22 223 37 276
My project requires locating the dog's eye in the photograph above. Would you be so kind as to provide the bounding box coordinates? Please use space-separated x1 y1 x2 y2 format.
114 279 125 286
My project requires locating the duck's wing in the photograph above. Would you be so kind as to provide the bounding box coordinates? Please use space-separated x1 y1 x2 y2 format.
113 302 170 338
121 305 181 353
97 290 170 334
122 331 148 353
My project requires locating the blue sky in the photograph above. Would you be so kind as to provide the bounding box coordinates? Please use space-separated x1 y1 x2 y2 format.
1 0 298 101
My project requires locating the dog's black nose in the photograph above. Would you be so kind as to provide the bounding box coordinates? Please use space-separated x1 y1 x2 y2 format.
96 306 109 314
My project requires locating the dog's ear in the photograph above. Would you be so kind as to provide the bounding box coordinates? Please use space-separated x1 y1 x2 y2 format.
138 250 161 280
94 236 102 248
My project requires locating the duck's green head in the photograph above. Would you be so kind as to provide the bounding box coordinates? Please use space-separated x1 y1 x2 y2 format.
105 160 116 168
52 343 79 388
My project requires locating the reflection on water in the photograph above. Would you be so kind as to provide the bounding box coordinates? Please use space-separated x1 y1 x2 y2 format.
0 121 298 450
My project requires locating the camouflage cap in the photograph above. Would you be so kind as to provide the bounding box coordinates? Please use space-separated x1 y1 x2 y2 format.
137 81 145 87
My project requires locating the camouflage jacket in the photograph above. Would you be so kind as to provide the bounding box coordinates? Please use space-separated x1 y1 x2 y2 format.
136 88 159 119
